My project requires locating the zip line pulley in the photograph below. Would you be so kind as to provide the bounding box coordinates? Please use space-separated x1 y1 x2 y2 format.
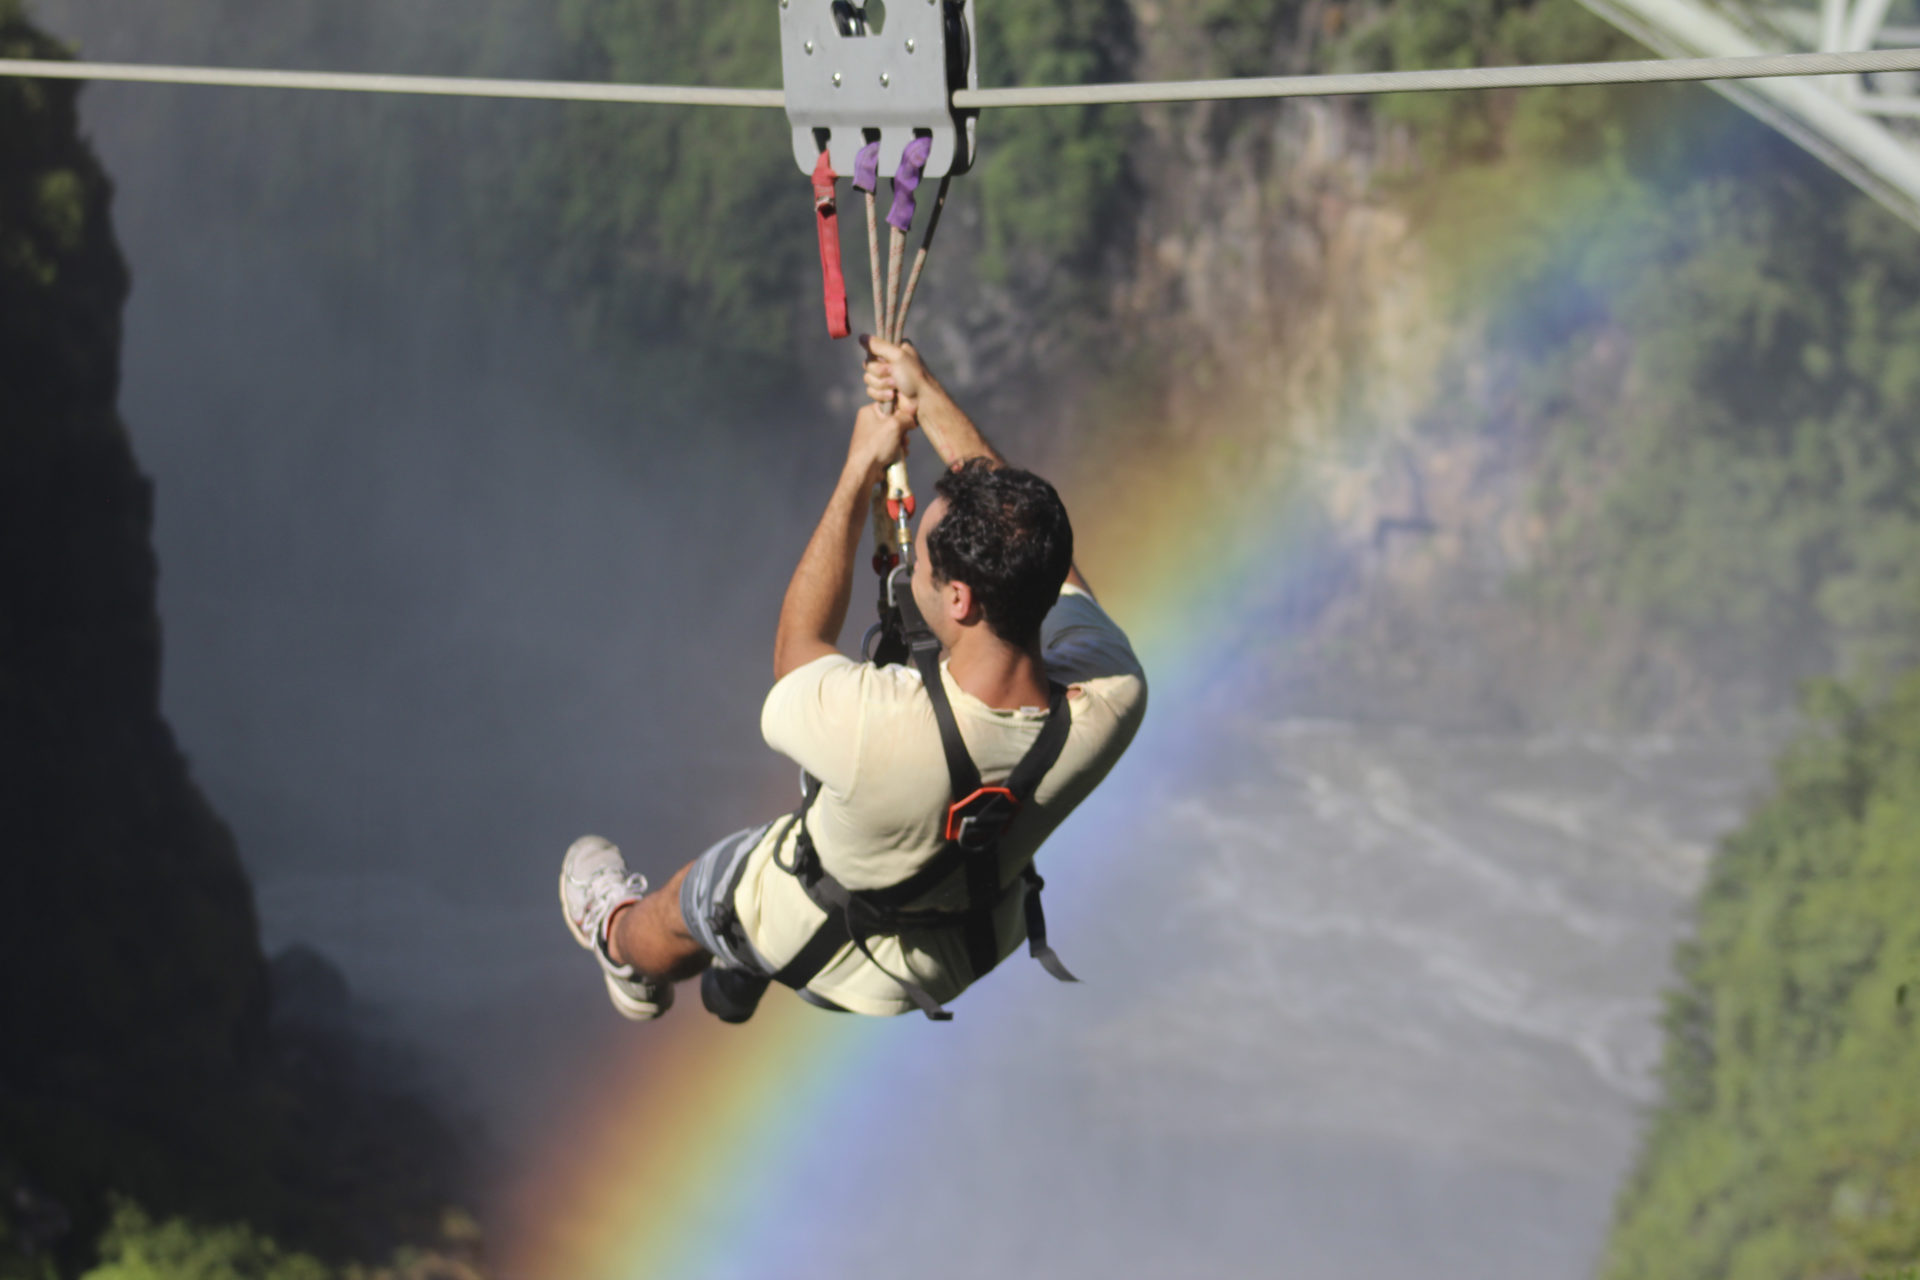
779 0 977 180
779 2 965 570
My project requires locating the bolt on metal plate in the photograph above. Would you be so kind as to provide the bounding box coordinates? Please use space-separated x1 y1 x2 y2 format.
779 0 977 179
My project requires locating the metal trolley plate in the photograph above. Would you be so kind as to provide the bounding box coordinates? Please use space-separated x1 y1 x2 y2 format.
779 0 977 180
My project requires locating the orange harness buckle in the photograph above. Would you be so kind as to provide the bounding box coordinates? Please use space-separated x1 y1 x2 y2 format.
945 786 1021 851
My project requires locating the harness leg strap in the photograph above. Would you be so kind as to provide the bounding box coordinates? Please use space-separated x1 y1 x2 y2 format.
758 573 1079 1022
1022 869 1078 984
773 838 958 1021
847 925 953 1021
773 906 852 991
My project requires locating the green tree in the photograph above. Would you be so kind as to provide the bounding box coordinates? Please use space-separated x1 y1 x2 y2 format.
1339 0 1920 716
1602 672 1920 1279
80 1202 332 1280
517 0 1136 359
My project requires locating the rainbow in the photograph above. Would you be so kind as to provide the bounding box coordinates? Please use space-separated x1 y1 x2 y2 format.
495 426 1272 1280
498 79 1770 1280
497 360 1353 1279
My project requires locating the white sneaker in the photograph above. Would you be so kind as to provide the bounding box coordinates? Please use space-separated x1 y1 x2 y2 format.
558 835 673 1020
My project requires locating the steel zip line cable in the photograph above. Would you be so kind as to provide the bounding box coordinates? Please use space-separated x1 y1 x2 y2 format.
0 59 785 106
958 46 1920 106
4 46 1920 106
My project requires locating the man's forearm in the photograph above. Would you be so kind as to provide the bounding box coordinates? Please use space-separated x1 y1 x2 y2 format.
914 369 1005 470
773 461 873 679
911 366 1094 597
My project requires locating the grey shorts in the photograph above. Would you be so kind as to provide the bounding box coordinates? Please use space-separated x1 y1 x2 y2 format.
679 820 782 976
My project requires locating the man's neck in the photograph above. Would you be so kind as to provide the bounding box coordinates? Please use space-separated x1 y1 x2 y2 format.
944 631 1051 711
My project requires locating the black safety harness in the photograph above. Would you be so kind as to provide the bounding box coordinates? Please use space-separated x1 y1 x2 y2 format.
768 564 1078 1021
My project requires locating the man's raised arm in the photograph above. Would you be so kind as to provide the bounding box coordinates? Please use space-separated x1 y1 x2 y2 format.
862 337 1094 598
772 397 918 680
861 337 1006 470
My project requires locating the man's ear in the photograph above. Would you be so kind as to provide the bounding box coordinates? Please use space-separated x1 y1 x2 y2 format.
946 579 978 625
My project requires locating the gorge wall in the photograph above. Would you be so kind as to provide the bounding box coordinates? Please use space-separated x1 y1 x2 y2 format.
911 0 1920 735
0 0 273 1229
1 7 471 1272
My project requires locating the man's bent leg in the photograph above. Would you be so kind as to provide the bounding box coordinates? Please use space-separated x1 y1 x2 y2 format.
561 824 776 1023
557 835 676 1021
667 821 781 1023
606 861 711 984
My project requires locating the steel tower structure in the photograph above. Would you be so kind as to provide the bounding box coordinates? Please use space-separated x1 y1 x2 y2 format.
1578 0 1920 225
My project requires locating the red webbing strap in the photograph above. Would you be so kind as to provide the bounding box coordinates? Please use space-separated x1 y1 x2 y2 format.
811 151 850 340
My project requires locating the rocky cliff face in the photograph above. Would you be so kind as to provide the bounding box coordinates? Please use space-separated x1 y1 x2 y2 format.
0 0 277 1203
921 0 1843 733
0 10 471 1267
1108 90 1559 730
919 32 1569 728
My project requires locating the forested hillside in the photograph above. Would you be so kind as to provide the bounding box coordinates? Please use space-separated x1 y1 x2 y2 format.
1600 672 1920 1280
522 0 1134 356
1335 0 1920 723
1064 0 1920 729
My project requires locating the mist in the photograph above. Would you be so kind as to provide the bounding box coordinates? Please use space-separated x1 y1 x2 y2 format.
31 5 845 1143
25 2 1806 1277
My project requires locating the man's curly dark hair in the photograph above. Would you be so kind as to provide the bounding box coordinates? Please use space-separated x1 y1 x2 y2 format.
925 458 1074 648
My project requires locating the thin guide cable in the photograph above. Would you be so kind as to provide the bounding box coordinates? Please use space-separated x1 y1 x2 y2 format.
3 46 1920 106
954 46 1920 106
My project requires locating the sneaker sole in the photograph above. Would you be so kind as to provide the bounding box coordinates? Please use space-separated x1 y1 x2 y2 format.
558 860 671 1020
602 969 671 1021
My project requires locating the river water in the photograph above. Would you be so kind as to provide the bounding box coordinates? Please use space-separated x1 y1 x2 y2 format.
811 716 1772 1280
254 712 1770 1279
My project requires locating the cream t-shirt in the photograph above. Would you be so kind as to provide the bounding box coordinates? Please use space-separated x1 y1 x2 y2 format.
733 585 1147 1016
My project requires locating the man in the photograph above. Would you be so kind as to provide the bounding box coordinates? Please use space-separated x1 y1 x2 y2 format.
558 339 1146 1020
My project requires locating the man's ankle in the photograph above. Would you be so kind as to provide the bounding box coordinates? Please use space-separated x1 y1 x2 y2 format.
604 898 641 969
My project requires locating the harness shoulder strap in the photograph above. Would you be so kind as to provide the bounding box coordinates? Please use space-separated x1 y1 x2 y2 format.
906 629 980 794
771 821 957 1020
770 569 1079 1019
902 621 1074 981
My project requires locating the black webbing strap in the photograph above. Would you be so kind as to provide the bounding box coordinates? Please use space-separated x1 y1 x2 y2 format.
863 588 1072 911
909 628 981 793
776 846 957 1020
770 909 851 998
773 830 1071 1019
1021 867 1078 983
769 792 851 995
903 633 1070 977
770 567 1078 1019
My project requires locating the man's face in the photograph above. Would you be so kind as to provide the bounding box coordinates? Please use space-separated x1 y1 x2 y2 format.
911 495 952 640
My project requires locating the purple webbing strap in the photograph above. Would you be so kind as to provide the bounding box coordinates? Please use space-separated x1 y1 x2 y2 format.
885 136 934 231
853 140 881 193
